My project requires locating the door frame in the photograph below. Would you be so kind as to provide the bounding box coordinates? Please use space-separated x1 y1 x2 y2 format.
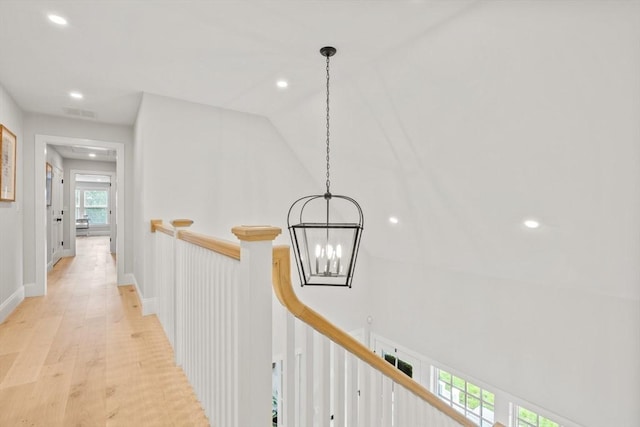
34 134 125 296
48 163 64 269
70 169 117 256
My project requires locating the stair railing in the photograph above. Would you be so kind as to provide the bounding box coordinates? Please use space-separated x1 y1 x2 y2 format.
272 245 503 427
150 219 505 426
151 220 280 427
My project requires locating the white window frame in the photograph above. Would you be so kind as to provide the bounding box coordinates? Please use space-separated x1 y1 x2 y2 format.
512 403 564 427
434 367 496 427
75 183 110 226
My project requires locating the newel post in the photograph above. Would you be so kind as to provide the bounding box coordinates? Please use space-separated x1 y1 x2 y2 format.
232 225 281 427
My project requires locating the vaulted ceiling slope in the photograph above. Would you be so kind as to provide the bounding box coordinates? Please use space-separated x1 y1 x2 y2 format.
271 0 640 302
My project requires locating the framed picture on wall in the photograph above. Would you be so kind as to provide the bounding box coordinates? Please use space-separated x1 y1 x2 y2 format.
0 124 17 202
46 162 53 206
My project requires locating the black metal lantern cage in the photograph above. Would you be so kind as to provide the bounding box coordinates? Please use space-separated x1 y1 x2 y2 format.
287 194 364 287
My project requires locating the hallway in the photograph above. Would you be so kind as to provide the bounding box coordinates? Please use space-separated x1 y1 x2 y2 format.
0 237 208 426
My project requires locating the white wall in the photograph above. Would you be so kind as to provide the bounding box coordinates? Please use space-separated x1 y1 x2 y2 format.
0 83 23 322
22 113 133 287
269 2 640 426
134 93 372 332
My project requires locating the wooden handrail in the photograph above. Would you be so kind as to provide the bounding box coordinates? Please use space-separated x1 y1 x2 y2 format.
150 219 240 260
178 230 241 260
271 245 478 427
150 219 175 236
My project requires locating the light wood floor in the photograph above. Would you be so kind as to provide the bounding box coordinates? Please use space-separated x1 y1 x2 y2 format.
0 236 209 426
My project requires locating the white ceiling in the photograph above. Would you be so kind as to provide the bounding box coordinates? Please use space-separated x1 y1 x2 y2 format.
0 0 475 124
1 0 639 304
51 144 117 162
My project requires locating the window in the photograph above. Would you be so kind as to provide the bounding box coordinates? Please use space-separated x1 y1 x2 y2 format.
515 405 561 427
76 188 109 225
435 368 495 427
383 353 413 378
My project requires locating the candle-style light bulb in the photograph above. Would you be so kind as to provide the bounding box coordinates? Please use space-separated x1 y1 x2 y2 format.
336 244 342 275
315 244 321 274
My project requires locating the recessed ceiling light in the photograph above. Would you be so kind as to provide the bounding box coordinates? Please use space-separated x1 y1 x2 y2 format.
88 153 96 158
69 91 83 100
276 80 288 88
48 14 68 26
523 219 540 229
389 216 399 224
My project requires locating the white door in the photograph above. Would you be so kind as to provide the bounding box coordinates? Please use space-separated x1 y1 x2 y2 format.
50 165 64 266
109 179 116 254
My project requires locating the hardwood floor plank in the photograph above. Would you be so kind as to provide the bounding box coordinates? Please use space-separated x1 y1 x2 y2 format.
0 315 63 388
24 357 77 426
0 382 36 426
0 352 18 383
0 236 209 426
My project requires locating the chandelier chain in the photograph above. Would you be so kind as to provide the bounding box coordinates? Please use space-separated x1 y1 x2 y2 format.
325 53 331 194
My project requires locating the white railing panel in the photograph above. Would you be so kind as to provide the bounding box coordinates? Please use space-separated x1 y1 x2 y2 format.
177 240 240 427
277 316 472 427
155 231 175 349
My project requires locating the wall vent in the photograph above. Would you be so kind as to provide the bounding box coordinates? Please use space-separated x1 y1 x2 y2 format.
63 107 97 119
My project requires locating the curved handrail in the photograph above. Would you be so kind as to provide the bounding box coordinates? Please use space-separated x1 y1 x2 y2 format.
271 245 478 427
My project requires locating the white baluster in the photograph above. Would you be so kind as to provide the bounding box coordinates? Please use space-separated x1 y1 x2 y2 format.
358 360 370 427
284 312 296 427
303 325 314 427
370 368 382 427
346 353 358 427
333 345 346 427
319 334 330 426
381 376 392 426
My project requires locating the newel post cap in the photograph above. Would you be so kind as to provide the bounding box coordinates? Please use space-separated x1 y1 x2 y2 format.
232 226 282 242
171 219 194 228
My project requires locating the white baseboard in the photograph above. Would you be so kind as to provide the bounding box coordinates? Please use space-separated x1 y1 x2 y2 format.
119 273 137 287
62 249 74 257
142 297 157 316
24 283 41 297
119 273 156 316
76 230 110 237
0 285 25 324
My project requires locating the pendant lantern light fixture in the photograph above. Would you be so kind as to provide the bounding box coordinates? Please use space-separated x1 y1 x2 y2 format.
287 46 364 287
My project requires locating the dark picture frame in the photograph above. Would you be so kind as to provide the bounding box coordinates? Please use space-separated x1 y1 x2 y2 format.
45 162 53 207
